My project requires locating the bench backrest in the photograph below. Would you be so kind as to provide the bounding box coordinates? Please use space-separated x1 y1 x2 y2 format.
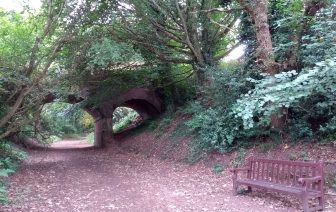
247 157 324 191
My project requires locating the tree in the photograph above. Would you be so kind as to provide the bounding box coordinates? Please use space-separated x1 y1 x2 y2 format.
237 0 277 74
107 0 242 81
237 0 327 130
0 0 89 140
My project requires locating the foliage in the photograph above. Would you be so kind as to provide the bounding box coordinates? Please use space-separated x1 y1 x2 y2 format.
231 148 246 168
234 3 336 136
258 142 272 153
113 108 138 133
287 119 313 142
0 181 6 204
318 117 336 140
0 0 90 140
0 140 26 204
326 171 336 191
270 0 305 66
80 112 95 130
0 142 26 162
108 0 241 77
179 3 335 154
182 67 267 152
233 59 335 129
40 102 94 138
212 163 223 175
300 5 336 68
87 38 143 70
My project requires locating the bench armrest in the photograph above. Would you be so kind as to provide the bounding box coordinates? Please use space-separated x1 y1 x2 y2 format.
229 168 249 173
298 176 322 184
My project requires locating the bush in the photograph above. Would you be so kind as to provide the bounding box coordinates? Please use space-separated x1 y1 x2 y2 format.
0 140 26 204
212 163 223 175
181 67 268 153
113 110 137 133
326 172 336 192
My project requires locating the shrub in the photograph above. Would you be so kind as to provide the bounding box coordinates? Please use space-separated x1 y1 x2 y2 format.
258 142 272 153
231 148 246 168
182 67 269 152
113 111 137 133
0 140 26 204
326 172 336 192
212 163 223 175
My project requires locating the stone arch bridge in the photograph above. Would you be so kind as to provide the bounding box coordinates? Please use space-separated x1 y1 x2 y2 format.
46 88 164 147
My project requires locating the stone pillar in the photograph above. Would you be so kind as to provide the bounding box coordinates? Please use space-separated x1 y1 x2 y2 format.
94 117 113 148
106 116 114 139
94 118 104 148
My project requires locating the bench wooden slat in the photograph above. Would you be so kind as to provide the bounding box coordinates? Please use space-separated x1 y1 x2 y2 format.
276 163 279 183
256 161 260 180
261 163 265 180
293 165 297 186
271 163 275 183
236 179 322 197
288 165 291 184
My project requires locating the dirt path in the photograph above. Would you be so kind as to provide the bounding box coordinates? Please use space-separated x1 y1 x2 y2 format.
0 139 330 212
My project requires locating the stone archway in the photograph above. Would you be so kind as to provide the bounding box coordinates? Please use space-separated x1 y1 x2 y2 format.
94 88 164 147
43 88 164 148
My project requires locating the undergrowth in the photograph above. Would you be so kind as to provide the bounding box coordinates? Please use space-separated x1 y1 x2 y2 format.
113 111 137 133
0 141 27 204
326 172 336 192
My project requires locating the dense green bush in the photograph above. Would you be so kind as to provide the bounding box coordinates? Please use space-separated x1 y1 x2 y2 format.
180 5 336 153
181 67 268 152
40 102 94 139
0 141 26 204
113 107 138 133
234 5 336 141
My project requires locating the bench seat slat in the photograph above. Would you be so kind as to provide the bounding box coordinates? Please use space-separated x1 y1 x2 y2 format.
236 179 322 198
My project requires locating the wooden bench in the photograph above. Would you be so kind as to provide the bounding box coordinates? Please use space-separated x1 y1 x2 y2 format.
230 157 325 212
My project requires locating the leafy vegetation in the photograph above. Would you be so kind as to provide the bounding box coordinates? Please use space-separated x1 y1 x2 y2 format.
113 107 138 133
212 163 224 175
41 102 94 138
326 172 336 192
0 141 26 203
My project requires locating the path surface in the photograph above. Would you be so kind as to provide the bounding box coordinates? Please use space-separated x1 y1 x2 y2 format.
1 139 310 212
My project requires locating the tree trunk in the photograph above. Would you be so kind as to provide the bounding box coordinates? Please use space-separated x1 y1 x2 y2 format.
238 0 282 129
239 0 278 74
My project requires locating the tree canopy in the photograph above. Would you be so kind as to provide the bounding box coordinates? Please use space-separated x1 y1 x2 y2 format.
0 0 335 150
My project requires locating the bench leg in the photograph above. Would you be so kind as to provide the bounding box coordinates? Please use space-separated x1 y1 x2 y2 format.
318 196 324 211
232 181 238 195
232 172 238 195
247 186 252 193
302 193 309 212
